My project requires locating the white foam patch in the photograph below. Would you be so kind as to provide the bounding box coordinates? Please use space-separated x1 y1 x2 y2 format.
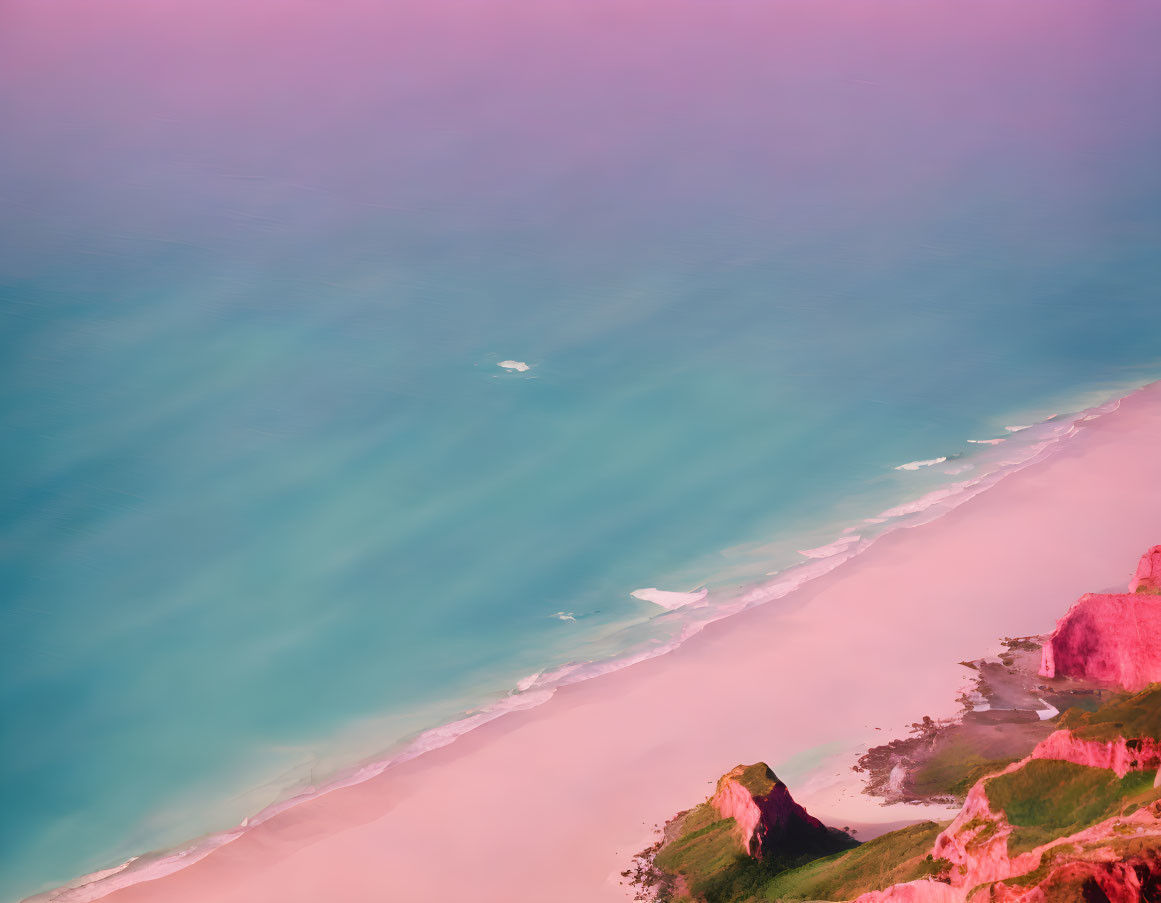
967 438 1005 445
1036 698 1060 720
894 457 947 471
1004 424 1032 432
517 662 585 692
878 479 983 519
497 360 530 372
630 587 708 611
888 762 908 793
798 534 860 559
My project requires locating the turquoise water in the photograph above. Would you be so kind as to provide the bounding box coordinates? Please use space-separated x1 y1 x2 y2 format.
3 2 1161 899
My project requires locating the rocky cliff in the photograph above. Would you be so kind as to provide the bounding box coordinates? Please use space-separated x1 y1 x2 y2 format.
711 763 836 858
638 762 856 901
852 879 963 903
639 548 1161 903
1030 728 1161 778
1039 547 1161 691
1132 545 1161 594
1039 592 1161 691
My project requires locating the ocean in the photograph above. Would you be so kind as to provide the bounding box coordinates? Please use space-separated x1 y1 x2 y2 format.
2 1 1160 900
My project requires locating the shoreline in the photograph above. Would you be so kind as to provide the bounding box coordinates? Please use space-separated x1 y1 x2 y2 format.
37 380 1161 903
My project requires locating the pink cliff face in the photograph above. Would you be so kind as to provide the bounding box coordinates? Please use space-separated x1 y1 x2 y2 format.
987 856 1161 903
933 770 1037 889
1131 546 1161 594
1031 729 1161 778
853 879 963 903
710 766 832 858
932 765 1161 898
1038 593 1161 691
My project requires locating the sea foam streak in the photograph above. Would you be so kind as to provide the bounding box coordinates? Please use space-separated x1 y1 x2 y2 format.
630 587 708 610
37 382 1152 903
797 535 860 558
894 456 948 470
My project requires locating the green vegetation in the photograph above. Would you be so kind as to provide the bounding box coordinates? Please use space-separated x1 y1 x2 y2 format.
655 804 749 889
652 800 855 903
907 732 1021 800
724 764 778 798
651 684 1161 902
985 834 1161 899
759 821 949 901
985 759 1158 855
1059 684 1161 743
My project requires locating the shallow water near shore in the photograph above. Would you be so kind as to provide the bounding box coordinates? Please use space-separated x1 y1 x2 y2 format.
3 2 1161 900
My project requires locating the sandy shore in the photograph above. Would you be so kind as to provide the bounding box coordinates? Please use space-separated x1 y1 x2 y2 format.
97 383 1161 903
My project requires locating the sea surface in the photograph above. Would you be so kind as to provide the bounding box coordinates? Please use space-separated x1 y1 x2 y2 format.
2 2 1161 900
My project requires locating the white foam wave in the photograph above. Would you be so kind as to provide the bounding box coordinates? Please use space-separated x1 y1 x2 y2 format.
750 542 867 605
33 687 558 903
516 662 585 692
630 586 708 610
877 478 984 519
797 535 860 559
893 456 948 471
966 438 1004 445
1004 424 1032 432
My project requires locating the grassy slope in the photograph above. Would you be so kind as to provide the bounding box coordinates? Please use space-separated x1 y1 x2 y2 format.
655 803 748 887
907 731 1021 800
653 688 1161 902
758 821 948 902
1058 685 1161 744
654 799 859 903
728 764 777 798
985 759 1158 855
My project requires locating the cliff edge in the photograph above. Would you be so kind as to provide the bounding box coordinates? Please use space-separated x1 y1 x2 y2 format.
1040 547 1161 691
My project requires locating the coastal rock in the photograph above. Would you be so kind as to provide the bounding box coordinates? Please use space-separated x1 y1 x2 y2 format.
710 763 835 858
852 879 962 903
1031 729 1161 778
985 854 1161 903
1038 592 1161 691
932 772 1037 889
1132 546 1161 594
928 769 1161 899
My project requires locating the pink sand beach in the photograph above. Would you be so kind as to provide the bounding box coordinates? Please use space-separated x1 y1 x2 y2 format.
96 383 1161 903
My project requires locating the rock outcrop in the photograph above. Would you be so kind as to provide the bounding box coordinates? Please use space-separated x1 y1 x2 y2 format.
1132 546 1161 594
929 766 1161 900
711 763 837 858
853 880 963 903
1030 728 1161 778
987 855 1161 903
1039 592 1161 691
1039 546 1161 691
931 769 1037 890
643 547 1161 903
